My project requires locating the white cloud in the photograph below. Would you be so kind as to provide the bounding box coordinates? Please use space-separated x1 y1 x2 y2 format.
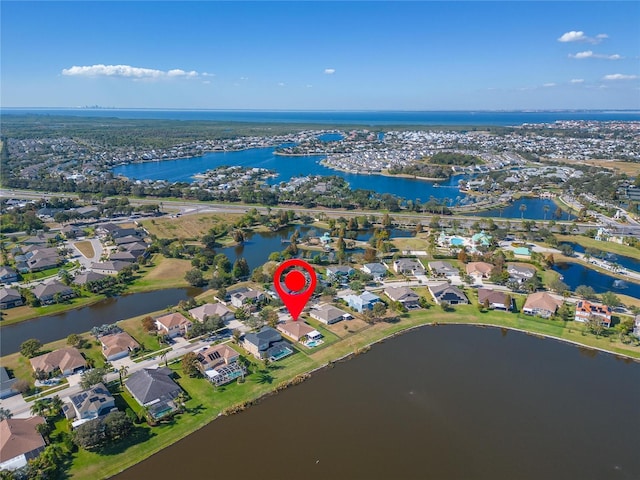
543 83 556 88
61 64 204 80
278 82 285 87
306 84 313 88
239 76 249 81
569 50 622 60
558 31 608 44
603 73 639 81
324 68 336 74
202 80 211 85
570 79 584 84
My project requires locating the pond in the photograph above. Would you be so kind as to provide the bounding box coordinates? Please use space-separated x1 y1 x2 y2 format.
552 262 640 298
115 325 640 480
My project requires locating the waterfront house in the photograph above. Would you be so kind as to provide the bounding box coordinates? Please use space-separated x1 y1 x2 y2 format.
310 304 352 325
30 347 87 376
0 367 19 399
522 292 563 318
32 281 75 305
325 265 355 281
0 417 46 471
393 258 425 276
188 303 235 323
428 283 469 305
65 382 116 428
125 367 182 419
507 263 536 283
100 332 141 361
428 261 458 278
155 312 192 338
465 262 493 281
0 266 18 284
384 286 420 308
0 288 23 309
362 262 387 281
477 288 512 311
196 344 239 371
344 291 381 313
90 260 130 275
242 326 293 361
73 271 109 287
277 321 320 343
197 344 246 387
574 300 612 328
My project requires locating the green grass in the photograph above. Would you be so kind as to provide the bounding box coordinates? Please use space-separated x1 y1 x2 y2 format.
5 298 638 480
556 234 640 260
0 295 107 326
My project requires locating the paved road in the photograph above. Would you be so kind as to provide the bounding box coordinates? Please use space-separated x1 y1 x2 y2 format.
1 335 221 418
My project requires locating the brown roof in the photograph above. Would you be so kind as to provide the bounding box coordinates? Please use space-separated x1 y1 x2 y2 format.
523 292 563 313
477 288 508 305
0 417 46 462
30 347 87 374
277 321 316 341
100 332 140 358
188 303 232 322
466 262 493 276
155 312 192 329
197 344 239 369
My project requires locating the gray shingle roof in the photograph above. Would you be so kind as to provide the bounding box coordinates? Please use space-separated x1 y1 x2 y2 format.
125 368 181 405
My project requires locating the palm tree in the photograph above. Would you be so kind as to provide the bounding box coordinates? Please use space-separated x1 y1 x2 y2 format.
30 399 49 417
519 203 527 219
118 365 129 386
543 204 550 221
160 351 168 367
49 395 63 417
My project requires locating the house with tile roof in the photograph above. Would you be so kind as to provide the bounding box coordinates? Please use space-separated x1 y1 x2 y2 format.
574 300 612 328
30 347 87 376
100 332 141 361
477 288 512 311
522 292 563 318
188 303 234 323
155 312 192 338
0 417 46 471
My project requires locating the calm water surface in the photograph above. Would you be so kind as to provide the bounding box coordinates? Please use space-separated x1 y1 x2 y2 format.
0 288 201 355
552 262 640 297
115 325 640 480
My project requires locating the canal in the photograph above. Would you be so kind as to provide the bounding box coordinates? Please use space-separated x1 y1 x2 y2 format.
115 325 640 480
0 288 201 355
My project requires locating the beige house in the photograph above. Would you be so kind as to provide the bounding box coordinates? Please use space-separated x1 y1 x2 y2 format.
277 321 319 342
155 312 192 338
197 344 239 371
384 286 420 308
30 347 87 376
0 417 46 471
523 292 563 318
100 332 140 361
465 262 493 281
188 303 235 323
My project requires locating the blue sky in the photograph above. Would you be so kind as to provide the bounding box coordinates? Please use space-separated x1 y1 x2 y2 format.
2 1 639 110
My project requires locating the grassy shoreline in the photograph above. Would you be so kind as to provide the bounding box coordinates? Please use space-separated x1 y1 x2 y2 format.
2 303 636 479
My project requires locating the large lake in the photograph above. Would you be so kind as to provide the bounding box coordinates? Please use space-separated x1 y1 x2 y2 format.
113 147 561 220
115 325 640 480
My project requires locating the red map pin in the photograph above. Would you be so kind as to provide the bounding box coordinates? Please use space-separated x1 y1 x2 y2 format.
273 259 317 321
